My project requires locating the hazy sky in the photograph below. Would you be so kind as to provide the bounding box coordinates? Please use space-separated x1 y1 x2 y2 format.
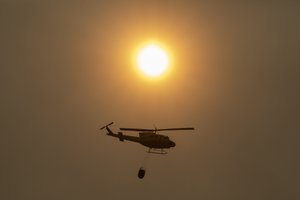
1 1 299 199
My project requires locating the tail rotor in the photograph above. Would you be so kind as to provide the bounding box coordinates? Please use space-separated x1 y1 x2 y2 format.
100 122 114 130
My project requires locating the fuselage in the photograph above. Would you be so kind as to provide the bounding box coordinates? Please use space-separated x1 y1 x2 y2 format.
103 125 176 149
139 132 176 148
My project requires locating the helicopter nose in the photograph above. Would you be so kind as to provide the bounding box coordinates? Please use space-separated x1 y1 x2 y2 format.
170 141 176 147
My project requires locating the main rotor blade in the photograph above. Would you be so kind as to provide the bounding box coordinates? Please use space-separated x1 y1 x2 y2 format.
156 128 195 131
120 127 195 132
120 128 154 132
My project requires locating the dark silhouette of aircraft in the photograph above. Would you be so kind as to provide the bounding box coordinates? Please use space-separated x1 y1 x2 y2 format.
100 122 194 154
100 122 194 179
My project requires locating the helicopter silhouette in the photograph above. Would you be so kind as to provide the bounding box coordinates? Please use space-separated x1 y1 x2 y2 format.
100 122 194 154
100 122 194 179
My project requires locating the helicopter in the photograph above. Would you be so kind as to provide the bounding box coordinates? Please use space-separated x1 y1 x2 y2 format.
100 122 194 179
100 122 194 154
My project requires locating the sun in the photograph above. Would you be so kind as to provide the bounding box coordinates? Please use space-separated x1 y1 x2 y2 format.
137 44 169 78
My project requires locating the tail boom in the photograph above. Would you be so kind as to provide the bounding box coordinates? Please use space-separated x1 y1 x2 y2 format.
100 122 140 144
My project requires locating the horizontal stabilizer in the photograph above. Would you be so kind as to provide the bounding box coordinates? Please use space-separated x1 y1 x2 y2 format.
118 132 124 141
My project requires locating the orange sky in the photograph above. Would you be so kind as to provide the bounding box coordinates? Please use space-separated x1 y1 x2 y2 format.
1 1 299 199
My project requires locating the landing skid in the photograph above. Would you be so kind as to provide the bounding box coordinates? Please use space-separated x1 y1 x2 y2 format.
147 148 168 155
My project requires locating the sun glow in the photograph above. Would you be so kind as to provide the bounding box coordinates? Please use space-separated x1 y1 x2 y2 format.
137 44 169 78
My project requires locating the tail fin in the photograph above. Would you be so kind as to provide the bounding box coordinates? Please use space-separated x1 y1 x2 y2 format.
100 122 114 130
